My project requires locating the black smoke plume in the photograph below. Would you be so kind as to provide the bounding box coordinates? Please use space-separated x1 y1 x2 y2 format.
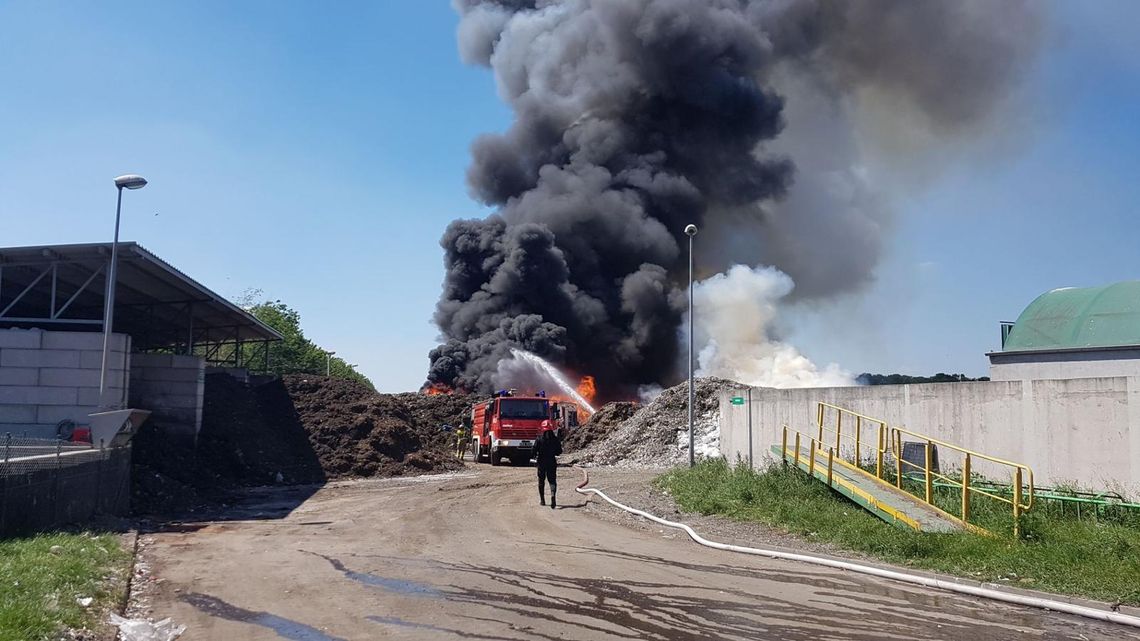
428 0 1042 399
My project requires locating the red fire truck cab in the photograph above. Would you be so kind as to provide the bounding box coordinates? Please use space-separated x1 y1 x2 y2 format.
470 390 554 466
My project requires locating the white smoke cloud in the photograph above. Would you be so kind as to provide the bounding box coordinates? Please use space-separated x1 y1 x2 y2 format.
691 265 853 388
637 384 664 404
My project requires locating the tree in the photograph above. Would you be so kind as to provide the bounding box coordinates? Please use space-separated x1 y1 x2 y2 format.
856 373 989 385
237 292 375 389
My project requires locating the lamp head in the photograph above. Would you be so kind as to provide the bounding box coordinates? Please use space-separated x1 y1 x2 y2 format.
114 175 148 190
684 224 697 237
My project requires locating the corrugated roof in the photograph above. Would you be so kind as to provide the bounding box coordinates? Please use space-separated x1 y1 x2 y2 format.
1002 281 1140 352
0 242 282 349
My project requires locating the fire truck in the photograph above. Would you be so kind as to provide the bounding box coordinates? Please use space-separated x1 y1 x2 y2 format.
470 390 554 466
551 401 580 437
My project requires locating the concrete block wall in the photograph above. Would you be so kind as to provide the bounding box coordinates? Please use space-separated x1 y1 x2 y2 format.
720 376 1140 496
0 328 130 438
129 353 206 444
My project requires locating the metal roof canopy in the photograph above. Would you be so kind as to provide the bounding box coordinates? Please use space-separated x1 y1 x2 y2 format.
0 242 282 355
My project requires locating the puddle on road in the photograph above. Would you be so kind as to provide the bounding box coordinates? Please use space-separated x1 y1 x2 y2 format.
307 551 442 597
368 616 453 633
181 593 348 641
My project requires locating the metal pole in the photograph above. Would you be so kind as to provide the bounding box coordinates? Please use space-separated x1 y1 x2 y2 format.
875 424 884 479
687 232 695 468
895 431 902 488
326 352 331 376
53 439 61 524
924 440 934 504
1013 468 1023 538
97 188 124 409
0 433 7 534
962 454 972 523
186 302 194 356
747 386 753 470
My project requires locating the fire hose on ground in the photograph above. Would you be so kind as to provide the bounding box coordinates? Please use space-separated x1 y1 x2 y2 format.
572 466 1140 630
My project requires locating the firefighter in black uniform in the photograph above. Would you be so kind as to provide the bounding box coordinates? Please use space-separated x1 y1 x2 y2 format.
533 427 562 509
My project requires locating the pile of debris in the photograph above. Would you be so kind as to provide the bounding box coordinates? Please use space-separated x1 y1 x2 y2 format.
391 391 477 436
280 376 474 478
198 374 327 485
562 402 638 452
131 373 327 514
132 373 477 515
572 377 740 468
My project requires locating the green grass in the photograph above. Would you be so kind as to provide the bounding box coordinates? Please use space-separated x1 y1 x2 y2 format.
0 532 131 641
658 460 1140 605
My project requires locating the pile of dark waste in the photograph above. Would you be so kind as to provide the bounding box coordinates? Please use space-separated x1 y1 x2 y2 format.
562 402 638 453
132 373 477 516
281 376 475 478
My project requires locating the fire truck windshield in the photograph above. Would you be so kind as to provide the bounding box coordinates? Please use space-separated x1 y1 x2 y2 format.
499 399 549 420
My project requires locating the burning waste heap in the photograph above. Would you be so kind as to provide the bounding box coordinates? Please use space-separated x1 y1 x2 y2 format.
427 0 1042 401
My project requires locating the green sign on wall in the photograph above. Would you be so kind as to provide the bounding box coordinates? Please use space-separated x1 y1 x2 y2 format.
730 396 745 406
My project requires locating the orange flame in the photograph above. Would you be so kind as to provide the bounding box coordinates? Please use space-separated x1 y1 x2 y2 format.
421 383 452 396
577 375 596 403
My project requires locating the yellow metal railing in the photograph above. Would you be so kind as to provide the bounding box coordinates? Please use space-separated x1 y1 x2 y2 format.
815 402 889 478
781 403 1035 537
780 423 838 486
779 423 923 532
890 425 1034 537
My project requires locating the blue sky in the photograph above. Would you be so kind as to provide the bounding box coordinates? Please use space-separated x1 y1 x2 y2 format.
1 2 1137 391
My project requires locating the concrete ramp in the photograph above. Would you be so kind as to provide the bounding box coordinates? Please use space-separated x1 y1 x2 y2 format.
772 444 966 534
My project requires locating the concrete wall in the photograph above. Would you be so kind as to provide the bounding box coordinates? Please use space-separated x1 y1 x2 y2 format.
720 377 1140 496
989 348 1140 381
0 329 130 438
129 353 205 444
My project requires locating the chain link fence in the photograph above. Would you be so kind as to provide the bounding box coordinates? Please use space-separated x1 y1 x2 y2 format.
0 434 131 536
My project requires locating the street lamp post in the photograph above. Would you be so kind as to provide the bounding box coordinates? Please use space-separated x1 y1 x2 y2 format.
326 350 336 376
98 174 147 409
684 223 698 467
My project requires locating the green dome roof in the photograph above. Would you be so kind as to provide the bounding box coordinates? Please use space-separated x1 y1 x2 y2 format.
1003 281 1140 351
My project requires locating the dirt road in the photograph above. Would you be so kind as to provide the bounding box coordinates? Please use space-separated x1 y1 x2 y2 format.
138 466 1137 640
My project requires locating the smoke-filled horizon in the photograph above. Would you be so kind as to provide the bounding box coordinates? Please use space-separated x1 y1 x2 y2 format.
427 0 1042 400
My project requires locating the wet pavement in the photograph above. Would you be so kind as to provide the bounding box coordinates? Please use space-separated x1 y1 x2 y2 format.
139 467 1140 640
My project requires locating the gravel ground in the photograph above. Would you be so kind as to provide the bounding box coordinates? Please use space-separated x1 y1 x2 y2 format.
133 466 1136 640
574 466 1140 624
577 466 857 560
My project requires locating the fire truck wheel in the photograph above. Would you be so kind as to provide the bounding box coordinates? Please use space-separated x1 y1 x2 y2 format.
491 449 502 466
